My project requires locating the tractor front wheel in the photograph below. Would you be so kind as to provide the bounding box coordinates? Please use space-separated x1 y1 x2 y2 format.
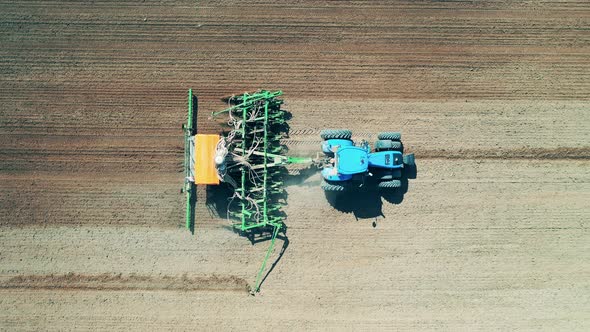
320 129 352 140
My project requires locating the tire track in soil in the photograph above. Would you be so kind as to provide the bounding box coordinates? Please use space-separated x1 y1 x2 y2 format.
0 173 183 227
282 145 590 160
0 273 249 292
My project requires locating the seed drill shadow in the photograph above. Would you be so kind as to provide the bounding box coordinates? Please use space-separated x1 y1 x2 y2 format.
205 162 319 242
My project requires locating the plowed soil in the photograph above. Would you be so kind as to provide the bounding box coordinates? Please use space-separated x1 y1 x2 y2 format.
1 1 589 330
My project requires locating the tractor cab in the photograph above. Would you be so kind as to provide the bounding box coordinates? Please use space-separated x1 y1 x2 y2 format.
321 142 369 181
337 146 369 174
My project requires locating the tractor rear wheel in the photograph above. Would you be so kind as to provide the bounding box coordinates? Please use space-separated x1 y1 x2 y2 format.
320 129 352 140
374 140 402 151
377 132 401 141
378 179 401 188
321 180 349 192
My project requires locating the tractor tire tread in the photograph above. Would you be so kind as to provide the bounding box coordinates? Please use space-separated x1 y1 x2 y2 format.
321 180 349 192
320 129 353 140
375 140 403 151
378 180 402 188
377 132 401 141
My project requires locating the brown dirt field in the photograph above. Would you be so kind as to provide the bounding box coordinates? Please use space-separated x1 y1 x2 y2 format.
1 0 589 330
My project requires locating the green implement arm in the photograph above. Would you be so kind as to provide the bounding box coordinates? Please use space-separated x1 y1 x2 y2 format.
184 89 195 231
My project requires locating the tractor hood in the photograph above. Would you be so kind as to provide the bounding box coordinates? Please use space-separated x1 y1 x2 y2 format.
368 150 403 169
337 146 369 175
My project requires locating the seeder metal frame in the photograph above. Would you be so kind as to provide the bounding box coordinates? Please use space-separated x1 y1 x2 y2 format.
214 90 289 292
184 89 311 292
183 89 195 231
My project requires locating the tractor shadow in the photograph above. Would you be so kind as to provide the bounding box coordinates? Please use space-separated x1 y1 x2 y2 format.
324 163 418 220
324 189 384 219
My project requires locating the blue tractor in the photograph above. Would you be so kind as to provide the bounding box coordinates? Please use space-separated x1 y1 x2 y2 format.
320 129 415 191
